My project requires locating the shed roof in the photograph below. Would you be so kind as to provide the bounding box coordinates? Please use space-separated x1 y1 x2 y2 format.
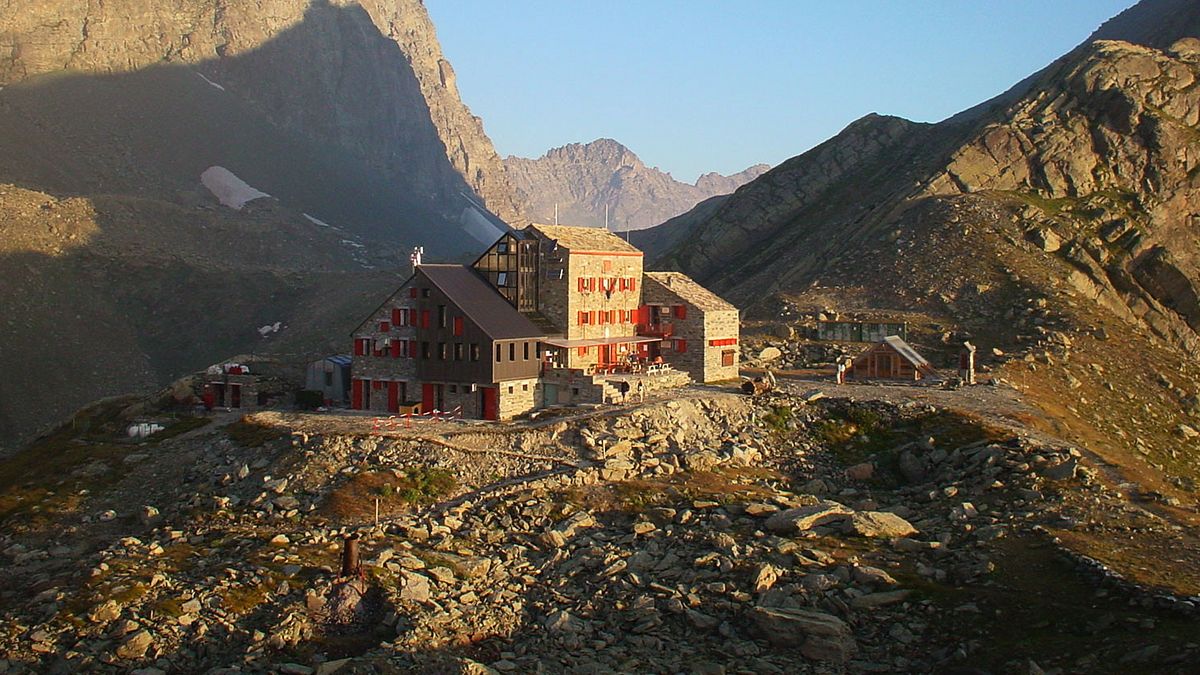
853 335 937 377
644 271 738 312
418 264 547 340
524 223 641 254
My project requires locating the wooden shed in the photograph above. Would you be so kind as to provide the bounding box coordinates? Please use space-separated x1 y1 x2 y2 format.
849 336 937 381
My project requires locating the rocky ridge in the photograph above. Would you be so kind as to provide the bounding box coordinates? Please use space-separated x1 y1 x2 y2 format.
505 138 768 231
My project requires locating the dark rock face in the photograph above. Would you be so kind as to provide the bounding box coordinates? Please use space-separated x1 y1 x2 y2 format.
504 138 768 231
0 1 519 447
0 0 517 226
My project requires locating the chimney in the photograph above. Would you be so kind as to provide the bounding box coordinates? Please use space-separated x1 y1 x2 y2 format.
410 246 424 275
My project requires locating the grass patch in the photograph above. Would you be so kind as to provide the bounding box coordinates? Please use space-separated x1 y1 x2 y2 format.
226 416 287 448
762 405 794 433
148 416 212 443
322 467 458 521
812 404 1007 475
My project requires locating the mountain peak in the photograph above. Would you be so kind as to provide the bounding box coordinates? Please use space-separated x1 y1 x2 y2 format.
505 141 768 231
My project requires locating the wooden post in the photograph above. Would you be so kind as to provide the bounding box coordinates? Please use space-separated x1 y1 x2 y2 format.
340 535 360 578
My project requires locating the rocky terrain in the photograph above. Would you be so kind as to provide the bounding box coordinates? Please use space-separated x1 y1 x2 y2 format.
633 0 1200 603
3 384 1198 674
505 139 768 231
0 0 521 449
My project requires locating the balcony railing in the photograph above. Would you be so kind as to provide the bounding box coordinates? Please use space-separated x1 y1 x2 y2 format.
637 322 674 338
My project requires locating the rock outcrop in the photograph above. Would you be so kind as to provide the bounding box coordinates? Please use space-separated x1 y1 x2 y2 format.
505 138 767 231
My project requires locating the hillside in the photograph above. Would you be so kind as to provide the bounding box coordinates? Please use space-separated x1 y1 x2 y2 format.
504 138 768 231
0 0 518 449
641 5 1200 595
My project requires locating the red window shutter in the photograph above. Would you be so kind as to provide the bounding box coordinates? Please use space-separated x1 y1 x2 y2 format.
578 277 586 292
598 311 606 325
453 317 464 336
589 311 596 325
421 310 431 328
410 288 418 298
408 340 417 358
589 277 596 292
675 305 687 319
618 277 626 291
391 338 401 358
391 308 401 325
578 346 587 356
379 321 390 332
609 310 617 324
677 339 687 352
630 278 637 292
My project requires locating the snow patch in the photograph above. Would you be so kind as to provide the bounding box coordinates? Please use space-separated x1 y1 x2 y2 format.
258 322 283 338
303 213 332 228
196 71 226 91
201 166 270 210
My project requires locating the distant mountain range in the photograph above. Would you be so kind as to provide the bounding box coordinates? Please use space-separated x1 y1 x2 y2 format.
504 139 768 231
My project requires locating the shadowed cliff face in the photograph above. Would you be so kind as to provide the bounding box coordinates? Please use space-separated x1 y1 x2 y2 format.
0 0 516 222
0 1 519 448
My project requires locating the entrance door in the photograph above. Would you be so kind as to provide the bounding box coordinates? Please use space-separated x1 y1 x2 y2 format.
387 382 400 413
543 383 558 407
211 384 225 408
599 344 614 366
482 387 498 421
230 384 241 408
351 379 363 409
422 383 435 413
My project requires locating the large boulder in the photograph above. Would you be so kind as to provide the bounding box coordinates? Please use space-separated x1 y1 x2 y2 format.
845 511 918 538
765 501 853 533
751 607 858 662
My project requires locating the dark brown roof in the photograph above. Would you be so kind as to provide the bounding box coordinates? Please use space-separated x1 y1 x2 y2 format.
418 264 547 340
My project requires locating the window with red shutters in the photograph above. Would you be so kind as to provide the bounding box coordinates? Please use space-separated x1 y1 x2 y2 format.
578 346 588 356
453 317 464 336
618 277 627 291
379 321 390 332
353 338 365 356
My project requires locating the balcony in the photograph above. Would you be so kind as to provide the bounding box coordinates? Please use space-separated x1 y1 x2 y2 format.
637 321 674 338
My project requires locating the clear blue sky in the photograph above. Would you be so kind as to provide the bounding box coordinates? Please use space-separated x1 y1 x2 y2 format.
427 1 1137 183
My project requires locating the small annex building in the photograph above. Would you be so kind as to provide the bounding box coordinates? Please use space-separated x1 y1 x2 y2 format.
849 336 937 381
349 223 740 420
641 272 740 383
305 355 352 406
